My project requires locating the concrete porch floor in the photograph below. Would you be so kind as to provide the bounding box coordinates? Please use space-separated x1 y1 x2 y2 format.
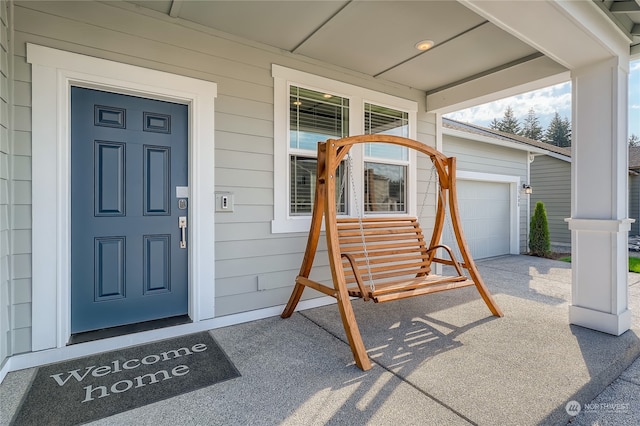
1 255 640 425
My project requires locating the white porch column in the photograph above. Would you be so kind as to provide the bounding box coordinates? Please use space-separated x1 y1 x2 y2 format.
566 56 632 336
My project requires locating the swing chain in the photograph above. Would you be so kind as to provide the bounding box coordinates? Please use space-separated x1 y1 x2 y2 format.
442 187 464 266
418 159 437 221
337 158 348 214
347 154 376 293
419 158 464 273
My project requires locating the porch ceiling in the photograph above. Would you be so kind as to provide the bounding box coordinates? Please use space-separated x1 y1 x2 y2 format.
606 0 640 45
126 0 637 108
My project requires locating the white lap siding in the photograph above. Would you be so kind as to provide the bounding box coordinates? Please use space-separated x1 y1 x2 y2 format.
8 0 435 354
443 135 529 255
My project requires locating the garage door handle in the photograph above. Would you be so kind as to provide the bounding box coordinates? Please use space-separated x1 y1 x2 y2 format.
179 216 187 249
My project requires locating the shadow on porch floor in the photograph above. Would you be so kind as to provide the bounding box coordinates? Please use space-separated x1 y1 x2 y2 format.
1 255 639 425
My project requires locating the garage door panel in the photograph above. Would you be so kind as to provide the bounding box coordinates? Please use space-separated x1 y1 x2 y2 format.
444 180 511 259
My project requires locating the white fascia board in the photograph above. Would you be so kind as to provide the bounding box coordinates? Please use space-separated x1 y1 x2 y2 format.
545 151 572 163
460 0 630 70
443 127 548 155
552 0 632 60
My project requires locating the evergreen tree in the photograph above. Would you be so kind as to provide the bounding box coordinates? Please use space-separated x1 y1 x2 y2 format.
630 134 640 147
499 106 521 135
529 201 551 257
489 106 521 135
560 116 571 148
520 107 544 141
543 112 571 147
543 112 561 146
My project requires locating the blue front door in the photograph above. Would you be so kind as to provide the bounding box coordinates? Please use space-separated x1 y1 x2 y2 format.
71 87 189 333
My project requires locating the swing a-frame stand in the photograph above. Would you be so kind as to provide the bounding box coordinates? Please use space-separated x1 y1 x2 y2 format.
281 135 503 371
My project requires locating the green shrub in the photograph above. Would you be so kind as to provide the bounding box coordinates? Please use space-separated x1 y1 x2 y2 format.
529 201 551 257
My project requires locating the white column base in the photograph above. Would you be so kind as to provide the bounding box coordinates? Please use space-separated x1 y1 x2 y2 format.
569 305 631 336
566 218 633 336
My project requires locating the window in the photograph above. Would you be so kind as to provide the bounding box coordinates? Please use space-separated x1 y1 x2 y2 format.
364 103 409 213
272 65 417 233
289 86 348 216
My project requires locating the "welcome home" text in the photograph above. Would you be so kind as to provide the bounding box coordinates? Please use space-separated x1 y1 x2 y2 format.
48 342 208 403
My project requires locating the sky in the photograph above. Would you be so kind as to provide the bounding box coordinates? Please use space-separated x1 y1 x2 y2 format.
446 59 640 138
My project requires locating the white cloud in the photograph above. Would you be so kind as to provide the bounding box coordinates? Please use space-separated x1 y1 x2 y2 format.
446 64 639 136
445 82 571 127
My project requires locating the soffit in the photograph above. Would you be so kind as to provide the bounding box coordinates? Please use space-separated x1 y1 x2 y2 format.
603 0 640 48
127 0 558 93
126 1 635 106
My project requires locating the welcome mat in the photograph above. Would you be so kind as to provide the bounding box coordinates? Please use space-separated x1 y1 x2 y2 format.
11 332 240 426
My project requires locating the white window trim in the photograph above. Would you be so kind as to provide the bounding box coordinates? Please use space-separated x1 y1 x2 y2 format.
456 170 521 255
272 65 418 233
27 44 217 351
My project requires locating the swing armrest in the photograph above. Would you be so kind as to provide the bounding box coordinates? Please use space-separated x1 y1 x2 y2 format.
341 253 369 302
426 245 465 277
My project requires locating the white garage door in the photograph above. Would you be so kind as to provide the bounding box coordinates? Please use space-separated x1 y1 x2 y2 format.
443 180 511 259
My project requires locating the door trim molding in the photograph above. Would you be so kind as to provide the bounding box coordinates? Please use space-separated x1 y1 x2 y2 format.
27 44 217 351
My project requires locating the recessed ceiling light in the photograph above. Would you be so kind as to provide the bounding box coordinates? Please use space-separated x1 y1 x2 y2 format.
293 101 302 106
415 40 434 51
323 94 333 99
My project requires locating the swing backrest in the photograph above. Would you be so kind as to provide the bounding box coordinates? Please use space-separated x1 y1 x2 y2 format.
337 216 432 289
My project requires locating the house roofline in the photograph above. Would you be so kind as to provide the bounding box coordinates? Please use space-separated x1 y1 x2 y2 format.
544 151 572 163
443 117 573 155
443 127 548 154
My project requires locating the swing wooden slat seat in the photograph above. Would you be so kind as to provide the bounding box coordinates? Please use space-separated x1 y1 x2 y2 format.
337 216 474 303
281 134 503 371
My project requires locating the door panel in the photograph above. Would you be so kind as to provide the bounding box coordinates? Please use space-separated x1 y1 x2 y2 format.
444 180 511 259
71 87 189 334
144 146 171 215
95 141 126 216
143 234 171 294
94 237 126 300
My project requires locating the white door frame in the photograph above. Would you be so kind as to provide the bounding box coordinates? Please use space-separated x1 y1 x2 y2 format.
456 170 521 255
27 44 217 351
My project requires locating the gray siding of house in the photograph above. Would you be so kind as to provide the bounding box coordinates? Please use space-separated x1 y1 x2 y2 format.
7 1 437 353
630 175 639 236
530 155 571 246
1 0 10 366
442 135 529 254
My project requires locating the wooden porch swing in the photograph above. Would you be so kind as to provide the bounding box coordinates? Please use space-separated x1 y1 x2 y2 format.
281 135 503 371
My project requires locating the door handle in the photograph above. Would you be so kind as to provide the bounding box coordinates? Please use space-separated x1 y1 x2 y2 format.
179 216 187 249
